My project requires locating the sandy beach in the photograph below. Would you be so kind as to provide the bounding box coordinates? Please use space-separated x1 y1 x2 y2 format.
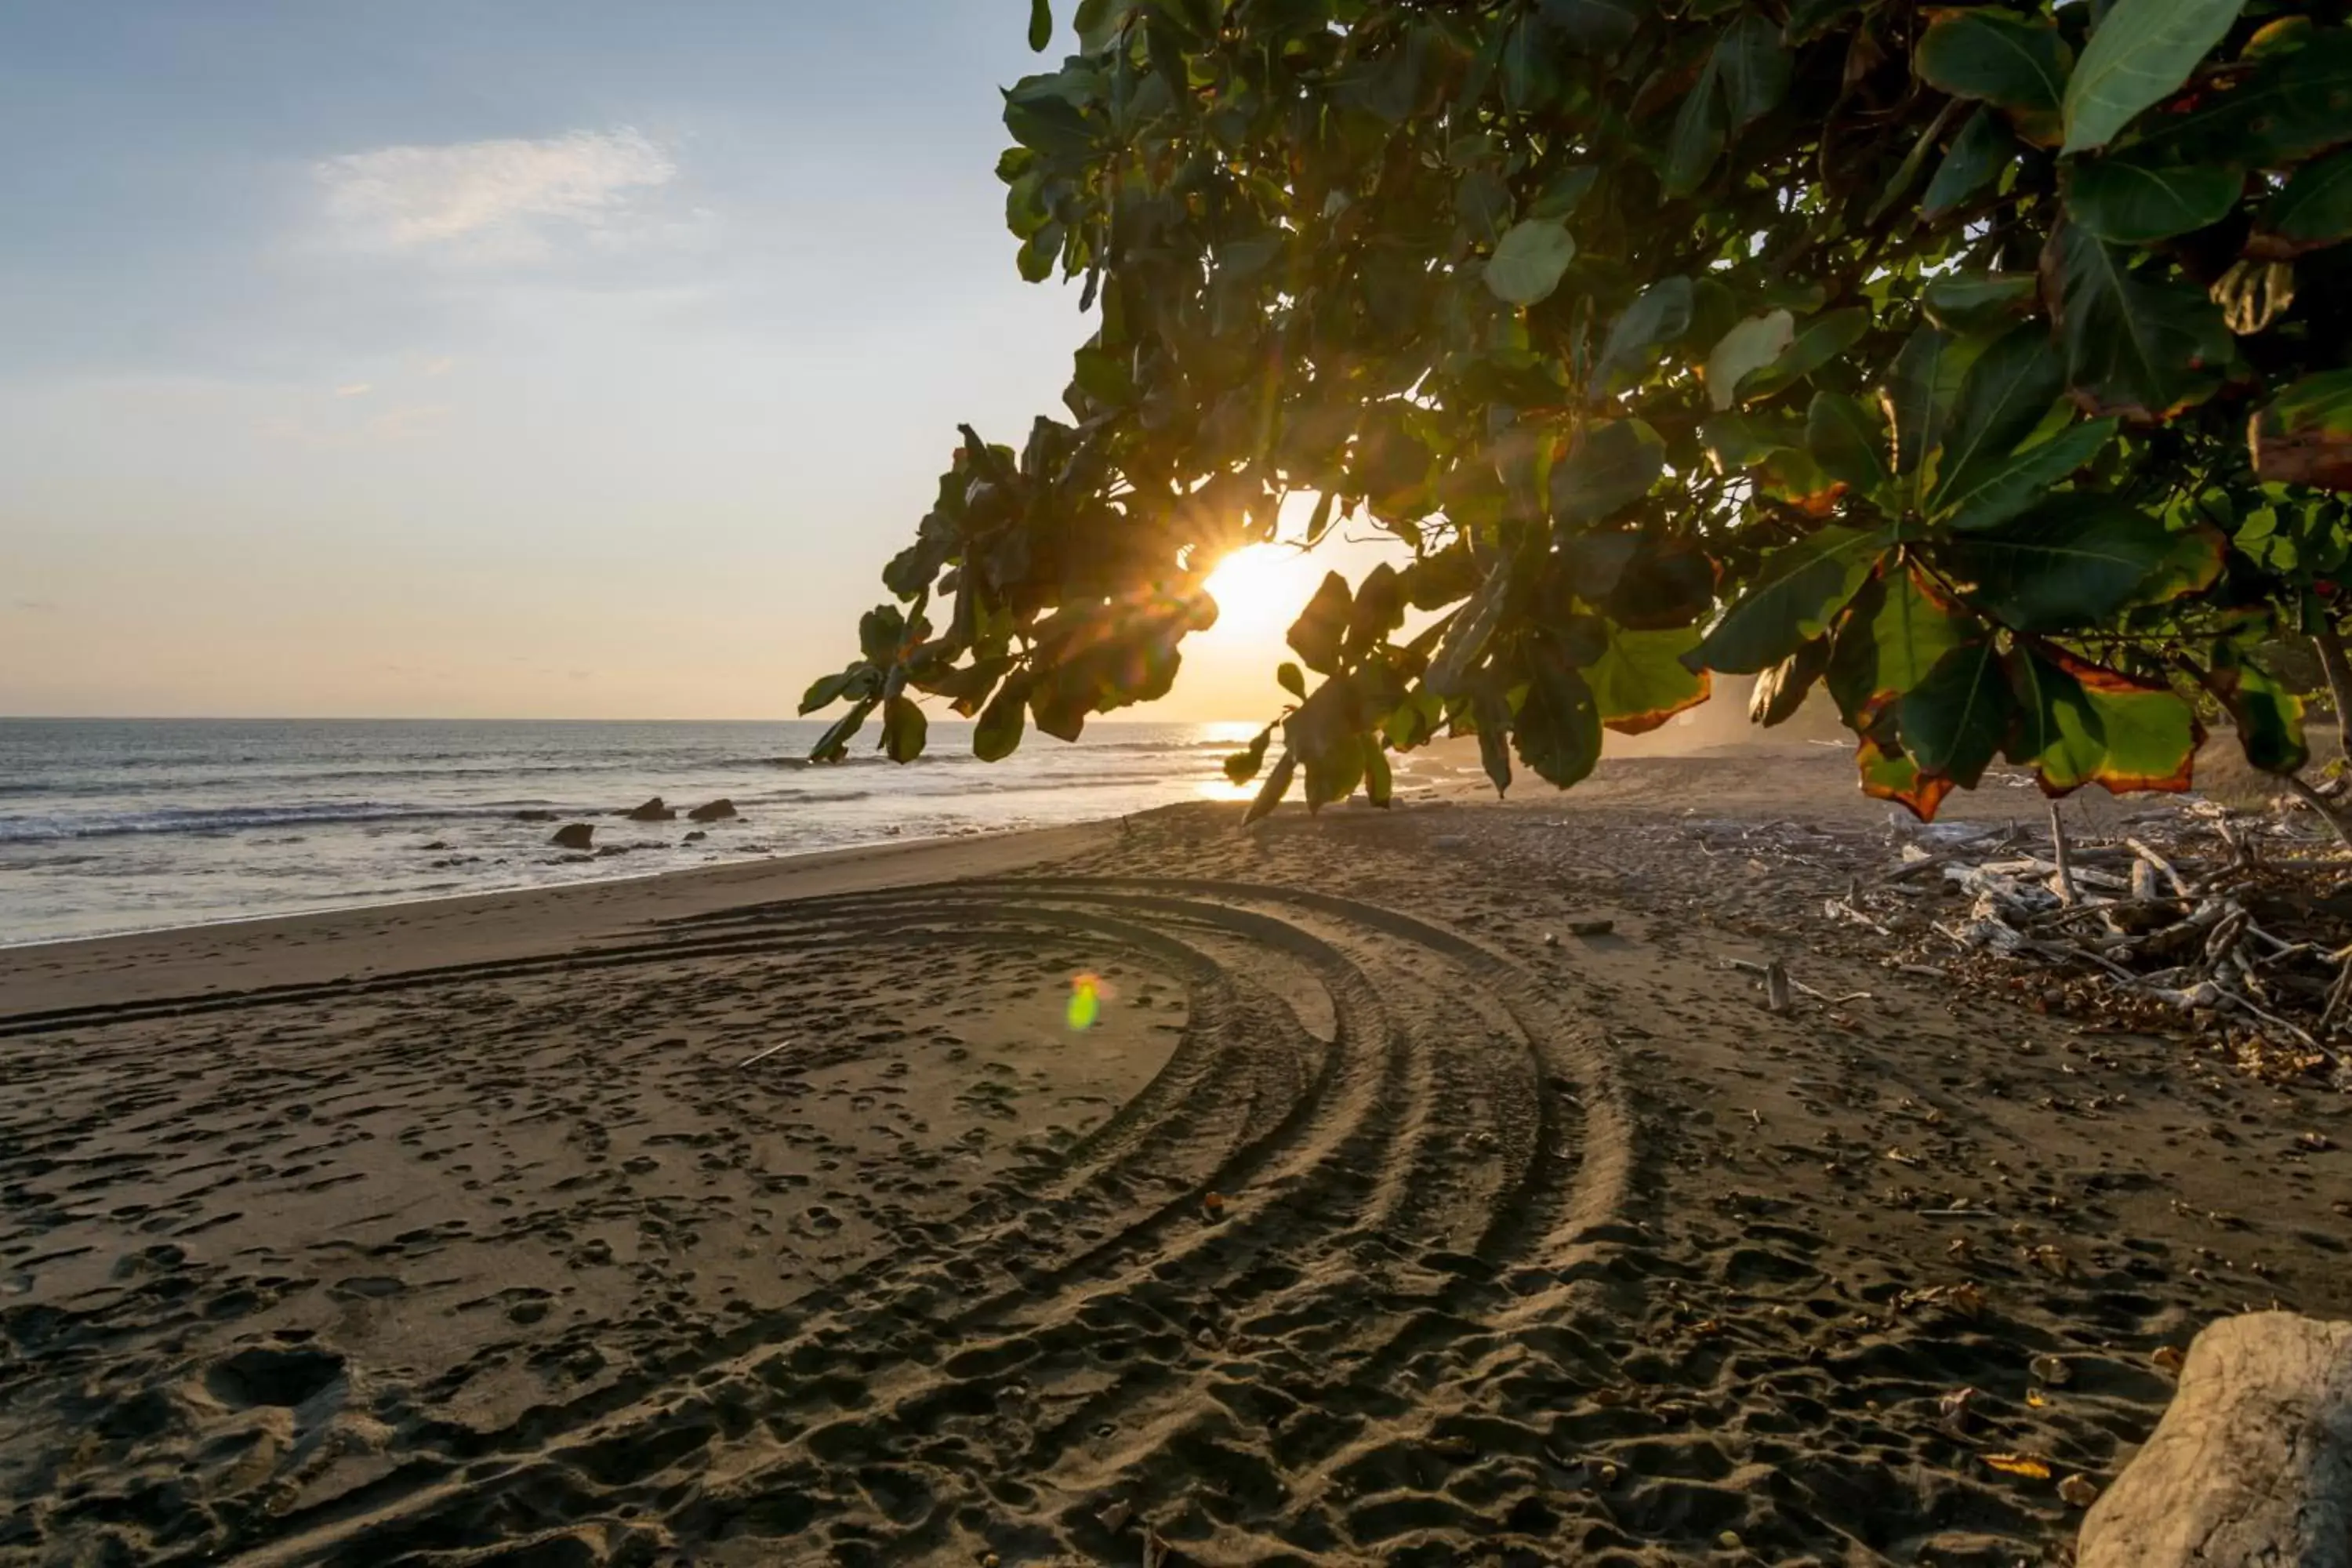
5 746 2350 1566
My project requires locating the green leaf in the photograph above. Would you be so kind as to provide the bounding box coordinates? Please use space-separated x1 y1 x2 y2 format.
881 694 929 764
1515 641 1604 787
1938 418 2122 532
1029 0 1053 52
1704 311 1796 411
1806 391 1891 497
1701 411 1801 472
1742 307 1870 402
1590 278 1695 396
2251 369 2352 490
1486 218 1578 306
1856 733 1955 821
1223 723 1273 785
1529 165 1600 221
1585 625 1710 735
1552 418 1666 526
2062 0 2248 156
2042 220 2230 421
1882 326 1982 486
1922 272 2040 336
1245 747 1297 825
2253 148 2352 260
1541 0 1643 55
1828 568 1981 730
1751 636 1831 726
2199 648 2308 775
2005 645 2202 796
2136 27 2352 165
975 677 1029 760
1916 8 2069 117
1277 660 1308 700
1715 11 1792 126
1933 326 2067 506
1662 66 1727 198
1922 108 2016 220
812 696 877 763
1940 493 2181 630
1689 526 1887 673
2062 154 2242 243
1287 572 1353 674
1425 558 1514 695
800 665 868 715
1897 638 2010 788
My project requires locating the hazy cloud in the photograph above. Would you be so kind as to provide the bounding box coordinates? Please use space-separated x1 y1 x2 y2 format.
334 382 373 397
315 129 677 256
12 598 60 614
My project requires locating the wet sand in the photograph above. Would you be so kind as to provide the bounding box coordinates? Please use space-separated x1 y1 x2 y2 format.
3 747 2349 1566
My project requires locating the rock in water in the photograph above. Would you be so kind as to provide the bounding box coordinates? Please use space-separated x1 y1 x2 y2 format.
2078 1311 2352 1567
625 797 674 822
687 798 738 823
550 823 594 850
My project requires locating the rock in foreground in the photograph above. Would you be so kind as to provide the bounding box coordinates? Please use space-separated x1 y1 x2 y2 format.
625 797 675 822
687 798 737 823
2079 1312 2352 1567
549 823 594 850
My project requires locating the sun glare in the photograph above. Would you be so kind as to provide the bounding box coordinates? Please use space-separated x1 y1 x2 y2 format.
1200 544 1312 641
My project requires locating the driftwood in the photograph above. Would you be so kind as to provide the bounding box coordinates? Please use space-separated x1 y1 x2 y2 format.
2078 1312 2352 1568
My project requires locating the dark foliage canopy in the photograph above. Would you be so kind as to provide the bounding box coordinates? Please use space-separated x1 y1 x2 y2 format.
808 0 2352 820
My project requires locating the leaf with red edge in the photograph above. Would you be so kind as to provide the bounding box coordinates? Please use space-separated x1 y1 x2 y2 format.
2198 649 2308 775
2005 644 2204 797
1586 626 1712 735
1858 733 1956 821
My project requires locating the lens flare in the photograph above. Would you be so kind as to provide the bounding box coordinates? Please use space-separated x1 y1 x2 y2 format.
1067 972 1104 1031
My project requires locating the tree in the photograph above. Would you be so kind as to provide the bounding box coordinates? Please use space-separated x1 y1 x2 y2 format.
805 0 2352 822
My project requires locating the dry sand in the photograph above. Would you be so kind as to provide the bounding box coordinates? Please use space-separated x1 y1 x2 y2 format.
3 746 2350 1566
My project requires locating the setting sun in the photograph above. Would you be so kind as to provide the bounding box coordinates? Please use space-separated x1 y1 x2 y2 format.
1200 543 1319 641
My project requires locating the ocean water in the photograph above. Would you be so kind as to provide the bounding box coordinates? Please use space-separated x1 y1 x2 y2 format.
0 717 1268 946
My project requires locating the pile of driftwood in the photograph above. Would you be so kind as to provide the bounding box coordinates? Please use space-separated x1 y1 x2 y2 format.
1844 798 2352 1087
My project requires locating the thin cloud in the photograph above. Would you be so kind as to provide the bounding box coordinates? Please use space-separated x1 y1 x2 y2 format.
335 382 373 397
315 128 677 256
11 598 60 614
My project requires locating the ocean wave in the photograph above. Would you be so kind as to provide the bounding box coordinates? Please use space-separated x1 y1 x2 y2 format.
0 802 510 844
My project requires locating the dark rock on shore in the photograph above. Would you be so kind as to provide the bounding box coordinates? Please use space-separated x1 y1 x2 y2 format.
550 823 595 850
512 810 557 823
686 799 737 823
684 830 707 844
626 797 676 822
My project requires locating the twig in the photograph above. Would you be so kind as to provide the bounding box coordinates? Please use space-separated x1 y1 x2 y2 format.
2124 837 2198 899
739 1040 796 1069
2049 800 2079 906
2286 775 2352 856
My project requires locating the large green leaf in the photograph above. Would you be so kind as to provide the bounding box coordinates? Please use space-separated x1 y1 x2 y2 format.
2005 645 2202 796
1857 733 1955 821
1704 311 1795 410
881 694 929 764
1028 0 1053 52
2200 648 2308 775
2136 27 2352 165
1486 218 1578 306
1688 526 1887 673
1662 65 1727 197
1552 418 1666 525
1939 493 2182 630
1897 637 2010 788
1806 390 1890 497
1922 108 2016 220
1741 307 1871 401
2250 368 2352 490
2062 154 2242 243
1916 9 2068 124
1751 635 1832 726
1244 748 1298 826
1882 326 1981 486
2041 220 2230 420
1715 10 1792 126
1828 567 1980 730
1541 0 1644 54
1936 418 2122 533
2061 0 2247 156
1590 278 1696 395
1922 272 2039 336
2252 148 2352 260
1286 572 1352 674
1933 326 2067 503
975 676 1030 760
1700 411 1801 472
1514 640 1604 787
1585 625 1711 735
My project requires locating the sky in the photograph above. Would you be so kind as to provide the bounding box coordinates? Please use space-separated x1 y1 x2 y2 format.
0 1 1337 722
